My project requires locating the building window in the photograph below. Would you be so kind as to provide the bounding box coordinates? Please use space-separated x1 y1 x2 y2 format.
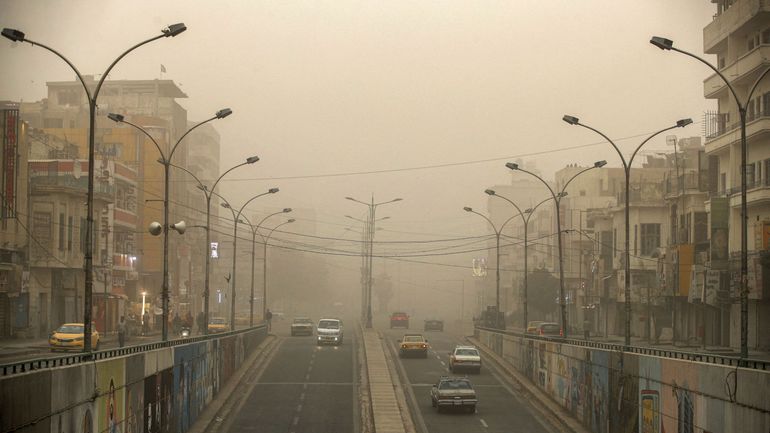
765 159 770 186
67 216 73 251
43 118 63 128
57 89 80 106
720 173 727 193
58 213 65 251
80 217 86 253
640 224 661 256
747 163 756 186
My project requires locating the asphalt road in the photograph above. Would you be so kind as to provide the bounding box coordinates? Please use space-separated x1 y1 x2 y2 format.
223 323 359 433
383 328 555 433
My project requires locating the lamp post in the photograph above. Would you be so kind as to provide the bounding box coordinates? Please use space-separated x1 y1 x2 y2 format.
463 206 519 328
167 161 262 333
108 108 232 341
650 36 770 359
485 190 550 329
346 215 389 324
2 23 186 352
221 198 285 331
563 115 691 345
252 209 293 321
262 218 295 326
506 160 607 337
346 196 402 328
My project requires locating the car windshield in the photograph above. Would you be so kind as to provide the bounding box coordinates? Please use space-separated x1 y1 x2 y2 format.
438 380 471 390
294 318 312 324
57 325 83 334
318 320 339 329
210 318 226 325
404 336 424 342
455 349 478 356
392 312 407 317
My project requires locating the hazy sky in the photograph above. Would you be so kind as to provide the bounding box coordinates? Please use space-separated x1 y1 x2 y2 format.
1 0 715 251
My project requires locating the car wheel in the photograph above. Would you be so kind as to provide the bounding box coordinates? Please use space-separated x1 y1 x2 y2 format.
437 405 444 413
423 352 428 358
467 406 476 414
476 367 482 374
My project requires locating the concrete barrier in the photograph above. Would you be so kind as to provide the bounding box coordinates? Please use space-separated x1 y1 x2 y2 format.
475 327 770 433
0 326 267 433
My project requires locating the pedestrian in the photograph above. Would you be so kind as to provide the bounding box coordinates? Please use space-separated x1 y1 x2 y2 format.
118 316 127 347
265 309 273 332
172 313 181 335
583 318 591 340
142 311 150 336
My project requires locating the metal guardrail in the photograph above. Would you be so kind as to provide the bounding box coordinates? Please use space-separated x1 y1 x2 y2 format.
0 324 267 377
476 326 770 371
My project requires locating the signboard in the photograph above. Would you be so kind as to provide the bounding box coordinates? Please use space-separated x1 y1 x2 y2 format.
1 107 18 218
472 258 487 277
210 242 219 259
710 197 729 270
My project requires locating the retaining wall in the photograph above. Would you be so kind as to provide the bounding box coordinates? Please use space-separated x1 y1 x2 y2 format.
0 326 267 433
476 328 770 433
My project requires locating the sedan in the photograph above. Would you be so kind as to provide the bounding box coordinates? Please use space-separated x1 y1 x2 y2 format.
49 323 100 352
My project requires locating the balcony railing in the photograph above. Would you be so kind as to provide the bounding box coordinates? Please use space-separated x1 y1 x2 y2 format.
664 171 708 197
704 110 770 142
30 176 115 196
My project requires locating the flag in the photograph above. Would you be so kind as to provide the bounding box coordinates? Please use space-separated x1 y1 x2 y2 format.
160 64 167 73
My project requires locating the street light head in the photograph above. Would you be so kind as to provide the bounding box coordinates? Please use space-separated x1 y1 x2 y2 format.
484 189 496 196
505 162 519 170
287 219 296 223
650 36 674 50
1 28 25 42
221 203 231 209
676 118 693 128
215 108 233 119
463 206 473 212
196 185 206 191
524 208 533 214
345 197 355 201
163 23 187 37
246 155 260 164
393 198 403 202
107 113 125 123
558 191 569 198
268 187 279 194
562 115 580 125
594 160 607 168
282 208 292 213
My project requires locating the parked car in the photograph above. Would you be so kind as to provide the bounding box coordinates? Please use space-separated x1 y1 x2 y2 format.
291 317 314 336
424 319 444 332
208 317 228 334
398 334 430 358
390 312 409 329
430 376 478 413
526 320 545 334
535 322 562 337
49 323 100 352
316 318 344 345
449 345 481 374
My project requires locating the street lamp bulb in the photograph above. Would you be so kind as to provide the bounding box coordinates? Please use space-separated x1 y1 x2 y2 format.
463 206 473 212
524 208 533 214
221 203 231 209
676 118 693 128
392 198 403 202
484 189 495 195
558 191 569 198
562 115 579 125
505 162 519 170
287 219 296 223
107 113 125 123
246 156 260 164
650 36 674 50
268 187 279 194
163 23 187 37
594 160 608 168
282 208 292 213
1 28 25 42
215 108 233 119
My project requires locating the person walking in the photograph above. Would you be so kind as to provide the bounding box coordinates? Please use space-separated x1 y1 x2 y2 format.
265 309 273 332
118 316 127 347
172 313 181 336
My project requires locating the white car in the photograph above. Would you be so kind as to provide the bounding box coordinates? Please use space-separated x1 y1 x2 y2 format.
449 345 481 374
316 318 344 345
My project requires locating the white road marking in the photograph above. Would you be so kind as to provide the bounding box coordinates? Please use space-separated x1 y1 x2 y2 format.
300 392 306 400
305 373 311 381
480 419 489 428
292 416 299 426
297 404 303 412
440 361 446 366
303 383 308 390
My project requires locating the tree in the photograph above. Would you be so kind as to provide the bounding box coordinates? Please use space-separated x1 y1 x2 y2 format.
527 267 559 319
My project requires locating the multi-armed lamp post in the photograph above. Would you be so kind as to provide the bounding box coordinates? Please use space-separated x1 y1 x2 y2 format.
562 115 691 345
506 160 607 337
2 23 186 352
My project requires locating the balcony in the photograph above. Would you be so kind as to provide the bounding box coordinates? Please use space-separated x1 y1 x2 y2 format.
664 171 708 199
703 112 770 154
30 175 114 198
114 208 137 227
725 180 770 207
704 0 770 52
703 46 770 99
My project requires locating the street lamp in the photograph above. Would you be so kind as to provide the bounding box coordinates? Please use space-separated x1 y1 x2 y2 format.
221 197 284 331
563 114 691 345
261 218 295 328
485 190 551 329
2 22 186 352
346 214 389 324
108 108 232 341
346 196 402 328
506 160 607 336
168 160 261 333
463 206 520 328
650 36 770 359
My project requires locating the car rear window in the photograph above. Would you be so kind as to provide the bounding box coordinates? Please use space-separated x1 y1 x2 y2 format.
57 325 83 333
404 336 424 342
456 349 478 356
541 324 560 333
439 380 471 390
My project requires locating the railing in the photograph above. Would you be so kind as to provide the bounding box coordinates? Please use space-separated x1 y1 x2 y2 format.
717 178 767 197
30 176 115 196
704 110 770 142
476 326 770 371
0 324 266 377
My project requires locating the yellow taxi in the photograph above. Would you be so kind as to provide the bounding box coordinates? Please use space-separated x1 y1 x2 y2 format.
49 323 100 352
208 317 228 333
397 333 430 358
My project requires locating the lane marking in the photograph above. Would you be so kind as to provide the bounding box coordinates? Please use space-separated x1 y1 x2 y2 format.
480 418 489 428
304 373 311 381
296 404 303 412
303 383 308 390
300 392 306 400
292 416 299 426
440 361 446 366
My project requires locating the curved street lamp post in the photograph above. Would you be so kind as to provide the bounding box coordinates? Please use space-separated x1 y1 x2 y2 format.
506 160 607 337
562 114 691 346
108 109 232 341
2 23 186 352
650 36 770 358
261 218 295 327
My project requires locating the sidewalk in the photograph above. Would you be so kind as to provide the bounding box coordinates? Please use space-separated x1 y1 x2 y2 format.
0 331 163 360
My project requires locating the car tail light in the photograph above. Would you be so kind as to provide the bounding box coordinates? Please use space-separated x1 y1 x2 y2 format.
539 329 543 335
560 328 563 336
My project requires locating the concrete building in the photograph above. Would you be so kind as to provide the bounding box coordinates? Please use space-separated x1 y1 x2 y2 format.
702 0 770 350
